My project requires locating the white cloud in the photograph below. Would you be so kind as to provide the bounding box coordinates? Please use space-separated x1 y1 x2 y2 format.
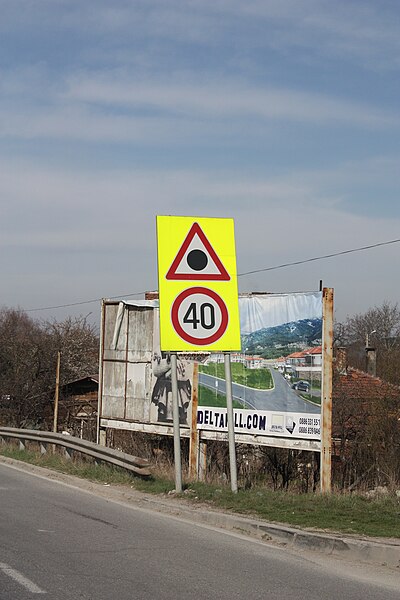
2 0 400 72
206 0 400 70
65 76 397 128
1 156 398 248
1 77 396 148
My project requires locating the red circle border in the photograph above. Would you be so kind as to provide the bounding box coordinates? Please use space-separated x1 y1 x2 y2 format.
171 287 229 346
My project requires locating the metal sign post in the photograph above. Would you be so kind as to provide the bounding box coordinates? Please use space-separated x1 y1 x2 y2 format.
225 353 238 493
156 215 241 493
171 353 183 493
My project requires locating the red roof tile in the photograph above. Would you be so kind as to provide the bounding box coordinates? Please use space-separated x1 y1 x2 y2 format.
305 346 322 355
334 367 400 401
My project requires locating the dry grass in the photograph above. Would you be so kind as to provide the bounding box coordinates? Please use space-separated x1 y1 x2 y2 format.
1 442 400 538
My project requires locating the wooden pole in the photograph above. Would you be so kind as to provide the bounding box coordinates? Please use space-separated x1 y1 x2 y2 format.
53 351 61 434
320 288 334 493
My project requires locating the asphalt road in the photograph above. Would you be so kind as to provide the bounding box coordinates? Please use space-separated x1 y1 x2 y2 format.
1 463 398 600
199 369 320 413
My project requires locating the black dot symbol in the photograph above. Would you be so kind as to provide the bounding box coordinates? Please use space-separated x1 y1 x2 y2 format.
187 249 208 271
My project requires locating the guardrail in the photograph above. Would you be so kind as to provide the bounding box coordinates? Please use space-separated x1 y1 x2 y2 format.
0 427 151 478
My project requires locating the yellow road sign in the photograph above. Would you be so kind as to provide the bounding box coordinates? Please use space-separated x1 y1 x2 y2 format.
157 215 241 351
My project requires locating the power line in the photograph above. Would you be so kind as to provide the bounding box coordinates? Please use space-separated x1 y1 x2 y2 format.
24 237 400 312
237 238 400 277
25 291 148 313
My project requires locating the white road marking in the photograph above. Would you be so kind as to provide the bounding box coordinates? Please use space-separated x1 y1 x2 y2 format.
0 562 46 594
37 529 55 533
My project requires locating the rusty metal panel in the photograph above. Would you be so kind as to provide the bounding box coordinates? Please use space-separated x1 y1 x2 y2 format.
103 303 128 361
100 301 155 423
127 307 154 362
125 362 152 421
101 361 126 419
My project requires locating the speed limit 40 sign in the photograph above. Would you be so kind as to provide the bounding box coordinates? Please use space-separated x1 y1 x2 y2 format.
157 216 241 351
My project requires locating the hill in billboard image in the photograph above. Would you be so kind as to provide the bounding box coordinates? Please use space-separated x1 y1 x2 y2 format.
241 317 322 359
239 292 323 359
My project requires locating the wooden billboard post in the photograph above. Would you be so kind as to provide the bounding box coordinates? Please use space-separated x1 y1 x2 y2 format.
321 288 334 493
53 351 61 434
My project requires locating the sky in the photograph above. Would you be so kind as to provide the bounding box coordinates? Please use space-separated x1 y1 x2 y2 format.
1 0 400 327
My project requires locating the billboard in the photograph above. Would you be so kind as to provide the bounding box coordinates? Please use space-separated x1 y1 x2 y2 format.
197 292 322 440
99 291 323 441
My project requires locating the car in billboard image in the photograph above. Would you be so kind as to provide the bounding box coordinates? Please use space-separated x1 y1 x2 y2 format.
292 380 310 392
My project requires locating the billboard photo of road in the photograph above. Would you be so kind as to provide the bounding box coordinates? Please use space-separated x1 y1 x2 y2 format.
197 292 323 440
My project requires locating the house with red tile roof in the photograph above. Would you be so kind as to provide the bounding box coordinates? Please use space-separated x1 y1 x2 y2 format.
332 348 400 489
333 347 400 404
283 346 322 381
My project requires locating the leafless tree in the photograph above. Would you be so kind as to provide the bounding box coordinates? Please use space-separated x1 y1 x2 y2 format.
0 308 99 428
335 301 400 384
43 315 99 384
0 308 51 426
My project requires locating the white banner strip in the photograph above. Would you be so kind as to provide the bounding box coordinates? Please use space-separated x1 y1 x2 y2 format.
197 407 321 439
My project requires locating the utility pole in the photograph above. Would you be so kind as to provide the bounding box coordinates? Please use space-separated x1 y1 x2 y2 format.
53 351 61 434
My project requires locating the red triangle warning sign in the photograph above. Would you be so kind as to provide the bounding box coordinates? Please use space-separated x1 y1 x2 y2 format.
166 222 230 281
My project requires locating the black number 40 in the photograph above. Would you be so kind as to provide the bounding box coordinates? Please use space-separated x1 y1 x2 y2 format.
183 302 216 330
